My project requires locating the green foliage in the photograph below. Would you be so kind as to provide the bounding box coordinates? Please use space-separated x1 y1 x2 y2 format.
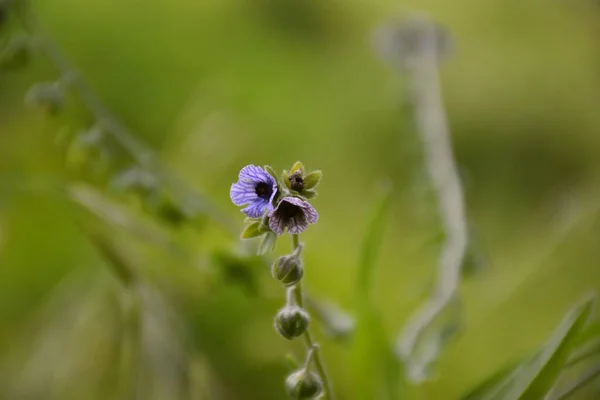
258 231 277 255
351 183 402 400
462 295 596 400
2 0 600 398
241 221 263 239
0 35 30 70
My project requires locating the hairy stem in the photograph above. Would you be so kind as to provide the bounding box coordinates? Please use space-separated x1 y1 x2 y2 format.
15 0 236 235
393 16 468 376
292 234 335 400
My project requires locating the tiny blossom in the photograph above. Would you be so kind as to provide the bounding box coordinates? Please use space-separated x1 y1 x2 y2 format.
230 165 278 218
269 196 318 235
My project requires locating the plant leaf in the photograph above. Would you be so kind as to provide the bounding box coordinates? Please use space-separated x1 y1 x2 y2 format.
474 295 595 400
240 222 262 239
460 357 531 400
357 183 392 296
257 231 277 255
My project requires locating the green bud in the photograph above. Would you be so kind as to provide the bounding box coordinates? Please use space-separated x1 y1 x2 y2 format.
274 306 310 340
271 254 303 287
289 170 304 192
65 126 105 169
303 170 322 190
285 369 322 399
241 221 262 239
0 36 31 70
25 81 64 114
282 161 321 198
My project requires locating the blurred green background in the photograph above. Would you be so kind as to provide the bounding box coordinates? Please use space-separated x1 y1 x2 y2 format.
2 0 600 399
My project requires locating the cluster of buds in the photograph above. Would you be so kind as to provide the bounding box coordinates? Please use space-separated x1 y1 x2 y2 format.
0 0 199 228
230 161 324 399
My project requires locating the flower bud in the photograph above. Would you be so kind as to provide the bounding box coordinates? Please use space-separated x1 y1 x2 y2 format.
25 81 64 115
373 15 453 70
282 161 322 200
274 306 310 340
271 254 303 287
285 369 322 399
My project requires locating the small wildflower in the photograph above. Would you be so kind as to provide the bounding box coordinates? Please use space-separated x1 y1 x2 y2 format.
230 165 278 218
283 162 322 201
269 197 318 235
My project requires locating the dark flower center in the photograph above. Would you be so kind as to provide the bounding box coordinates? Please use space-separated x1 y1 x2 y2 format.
278 200 302 220
255 181 272 200
290 171 304 192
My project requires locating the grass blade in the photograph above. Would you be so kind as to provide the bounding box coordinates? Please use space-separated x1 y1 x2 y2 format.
351 183 402 400
473 295 596 400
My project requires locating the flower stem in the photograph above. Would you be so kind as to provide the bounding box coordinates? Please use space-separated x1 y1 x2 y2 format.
291 234 335 400
15 0 237 235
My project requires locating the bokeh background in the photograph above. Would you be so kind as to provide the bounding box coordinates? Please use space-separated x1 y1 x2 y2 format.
2 0 600 399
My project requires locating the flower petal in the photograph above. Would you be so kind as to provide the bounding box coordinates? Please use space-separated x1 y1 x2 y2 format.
239 164 271 184
268 209 286 235
230 182 257 206
268 196 318 235
300 201 318 224
287 214 308 234
242 201 268 218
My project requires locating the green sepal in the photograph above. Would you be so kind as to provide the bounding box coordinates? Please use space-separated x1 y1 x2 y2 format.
282 170 292 190
301 189 318 200
303 170 322 190
244 216 260 224
241 222 262 239
290 161 305 174
258 231 277 255
265 165 279 183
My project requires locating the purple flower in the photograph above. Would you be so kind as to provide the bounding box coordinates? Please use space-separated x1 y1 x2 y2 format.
269 197 318 235
230 165 278 218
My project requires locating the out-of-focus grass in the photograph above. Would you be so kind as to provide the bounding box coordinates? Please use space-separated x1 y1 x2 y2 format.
2 0 600 398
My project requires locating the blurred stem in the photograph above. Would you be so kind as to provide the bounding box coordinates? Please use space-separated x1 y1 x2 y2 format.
395 16 468 369
291 234 335 400
15 0 236 235
565 339 600 368
120 286 142 399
